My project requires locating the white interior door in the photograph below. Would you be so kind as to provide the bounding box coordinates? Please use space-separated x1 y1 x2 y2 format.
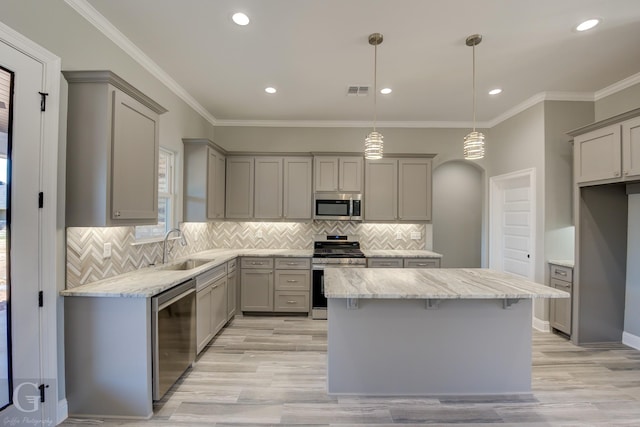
0 38 45 423
490 169 535 280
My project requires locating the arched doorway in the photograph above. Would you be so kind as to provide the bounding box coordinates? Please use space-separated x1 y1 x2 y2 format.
432 161 483 267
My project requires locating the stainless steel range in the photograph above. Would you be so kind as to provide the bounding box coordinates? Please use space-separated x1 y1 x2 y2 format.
311 235 366 319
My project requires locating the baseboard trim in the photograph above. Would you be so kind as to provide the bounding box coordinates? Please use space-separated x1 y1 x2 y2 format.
622 331 640 350
57 398 69 425
532 317 550 332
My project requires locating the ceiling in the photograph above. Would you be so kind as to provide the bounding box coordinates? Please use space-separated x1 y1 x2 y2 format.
82 0 640 127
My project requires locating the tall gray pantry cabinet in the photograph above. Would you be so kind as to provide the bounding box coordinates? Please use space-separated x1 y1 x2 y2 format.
63 70 167 226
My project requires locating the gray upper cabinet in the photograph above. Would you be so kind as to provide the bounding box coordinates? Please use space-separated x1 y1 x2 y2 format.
365 157 432 221
226 156 255 219
64 71 166 227
255 157 284 219
284 157 313 220
183 139 226 222
574 115 640 185
314 156 363 192
365 159 397 220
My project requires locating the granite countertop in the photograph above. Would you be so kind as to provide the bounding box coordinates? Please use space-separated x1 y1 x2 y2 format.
362 249 442 258
60 248 313 298
324 268 570 300
548 259 574 268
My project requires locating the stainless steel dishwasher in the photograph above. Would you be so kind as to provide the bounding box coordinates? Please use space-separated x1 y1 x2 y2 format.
151 278 196 400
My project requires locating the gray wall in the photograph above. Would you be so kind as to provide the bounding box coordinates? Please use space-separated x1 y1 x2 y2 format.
543 101 594 264
432 161 483 267
626 193 640 338
595 82 640 121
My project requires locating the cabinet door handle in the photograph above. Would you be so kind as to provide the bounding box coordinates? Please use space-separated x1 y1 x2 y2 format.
114 210 121 217
286 280 298 283
623 170 629 176
614 171 621 177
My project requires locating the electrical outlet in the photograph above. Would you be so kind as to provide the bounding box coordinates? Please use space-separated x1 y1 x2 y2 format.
395 231 402 240
411 232 422 240
103 242 112 258
256 230 263 239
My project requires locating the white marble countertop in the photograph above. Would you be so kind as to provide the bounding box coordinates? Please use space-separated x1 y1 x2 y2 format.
548 259 574 268
362 249 442 258
324 268 570 299
60 248 313 298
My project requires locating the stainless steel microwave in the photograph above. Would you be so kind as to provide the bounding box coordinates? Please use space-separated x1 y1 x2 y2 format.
314 193 362 221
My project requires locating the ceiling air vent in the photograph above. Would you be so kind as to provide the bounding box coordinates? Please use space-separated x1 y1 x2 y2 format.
347 86 369 96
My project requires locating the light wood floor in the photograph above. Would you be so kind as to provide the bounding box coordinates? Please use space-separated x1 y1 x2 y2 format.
63 315 640 426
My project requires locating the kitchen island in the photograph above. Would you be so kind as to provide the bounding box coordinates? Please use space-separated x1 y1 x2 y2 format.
324 268 569 395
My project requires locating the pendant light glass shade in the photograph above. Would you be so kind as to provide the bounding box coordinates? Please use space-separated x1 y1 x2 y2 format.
464 34 485 160
365 33 384 160
365 131 384 159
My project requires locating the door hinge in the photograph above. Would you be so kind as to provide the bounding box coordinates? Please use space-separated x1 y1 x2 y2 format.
38 192 43 208
38 92 48 112
39 383 48 403
38 291 43 307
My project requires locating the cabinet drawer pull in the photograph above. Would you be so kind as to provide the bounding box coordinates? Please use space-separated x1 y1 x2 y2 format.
554 269 567 276
286 300 297 304
286 262 299 265
379 263 392 266
416 263 428 266
286 280 298 283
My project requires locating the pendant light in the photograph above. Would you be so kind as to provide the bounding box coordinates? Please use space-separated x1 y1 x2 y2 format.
463 34 485 160
364 33 384 160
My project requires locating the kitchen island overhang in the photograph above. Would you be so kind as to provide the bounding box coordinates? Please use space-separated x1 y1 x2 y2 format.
324 268 569 396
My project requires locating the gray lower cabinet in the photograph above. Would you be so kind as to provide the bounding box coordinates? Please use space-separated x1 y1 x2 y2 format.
227 259 237 320
196 264 227 354
241 257 310 313
549 263 573 336
241 257 274 312
368 257 441 268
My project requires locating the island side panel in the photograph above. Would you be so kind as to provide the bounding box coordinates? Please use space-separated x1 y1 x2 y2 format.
327 298 532 395
64 296 153 418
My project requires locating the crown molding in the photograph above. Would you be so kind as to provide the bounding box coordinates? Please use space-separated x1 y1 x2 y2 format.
487 91 594 128
595 71 640 100
214 119 485 129
63 0 217 126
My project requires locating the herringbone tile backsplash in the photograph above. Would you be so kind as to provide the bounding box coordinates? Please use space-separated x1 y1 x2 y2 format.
66 221 430 288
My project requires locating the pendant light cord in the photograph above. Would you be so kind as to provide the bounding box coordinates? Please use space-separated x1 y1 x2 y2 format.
373 42 378 132
472 42 476 132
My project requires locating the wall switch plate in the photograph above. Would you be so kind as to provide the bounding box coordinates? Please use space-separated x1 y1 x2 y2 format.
256 230 263 239
103 242 112 258
396 231 402 240
411 232 421 240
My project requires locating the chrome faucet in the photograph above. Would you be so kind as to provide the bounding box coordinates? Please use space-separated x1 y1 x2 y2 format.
162 228 186 264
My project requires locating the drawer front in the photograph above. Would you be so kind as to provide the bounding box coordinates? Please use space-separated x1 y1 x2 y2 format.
274 291 309 312
196 264 227 290
241 257 274 269
550 264 573 282
275 258 311 270
550 278 572 293
275 270 310 291
227 258 237 272
403 258 441 268
368 258 403 268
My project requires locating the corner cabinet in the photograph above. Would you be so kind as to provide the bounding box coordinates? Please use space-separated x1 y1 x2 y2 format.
365 157 433 221
183 139 226 221
573 115 640 185
63 70 167 227
314 156 363 192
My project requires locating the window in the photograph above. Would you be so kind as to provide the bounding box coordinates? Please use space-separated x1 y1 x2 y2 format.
135 148 175 241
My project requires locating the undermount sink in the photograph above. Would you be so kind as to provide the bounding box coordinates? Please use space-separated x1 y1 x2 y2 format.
160 258 214 271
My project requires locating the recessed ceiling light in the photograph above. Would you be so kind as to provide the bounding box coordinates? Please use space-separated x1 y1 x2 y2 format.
488 88 502 95
232 12 250 26
265 87 276 94
380 88 392 95
576 18 600 32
